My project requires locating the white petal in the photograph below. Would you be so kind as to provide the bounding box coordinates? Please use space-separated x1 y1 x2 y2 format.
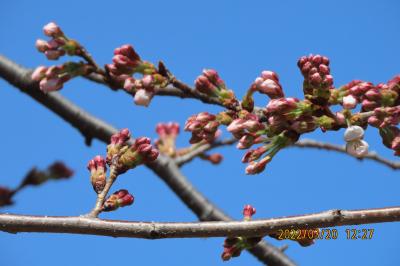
344 125 364 142
346 139 369 158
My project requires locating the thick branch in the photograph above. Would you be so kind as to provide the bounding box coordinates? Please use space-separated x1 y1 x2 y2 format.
0 54 294 266
294 139 400 170
1 206 400 238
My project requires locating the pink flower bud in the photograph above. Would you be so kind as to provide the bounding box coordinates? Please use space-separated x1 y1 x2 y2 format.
142 75 154 88
45 50 63 60
310 72 322 85
342 95 357 109
134 89 153 106
43 22 63 37
39 78 63 92
123 77 136 91
114 44 140 62
261 70 279 81
31 66 47 81
245 156 271 174
87 155 107 193
35 39 48 52
318 64 329 75
243 204 256 220
103 189 134 212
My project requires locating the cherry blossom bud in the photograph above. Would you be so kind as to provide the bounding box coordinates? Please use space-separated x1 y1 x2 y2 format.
346 139 369 158
242 146 268 162
35 39 48 52
252 70 284 99
39 77 64 92
221 238 241 261
87 155 107 193
310 72 322 85
265 98 299 114
243 204 256 220
45 50 63 60
344 126 364 142
335 112 346 125
31 66 47 81
361 99 379 111
43 22 63 37
245 156 271 175
103 189 134 212
0 187 14 207
184 112 220 143
123 77 136 91
201 153 223 164
116 137 159 174
342 95 357 109
48 162 74 179
134 89 153 106
142 75 154 88
261 70 279 81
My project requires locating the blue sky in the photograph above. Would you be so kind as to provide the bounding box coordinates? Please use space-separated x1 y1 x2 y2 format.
1 0 400 265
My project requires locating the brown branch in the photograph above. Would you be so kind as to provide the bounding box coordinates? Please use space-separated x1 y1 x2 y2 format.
1 206 400 238
175 138 237 166
0 54 294 266
293 139 400 170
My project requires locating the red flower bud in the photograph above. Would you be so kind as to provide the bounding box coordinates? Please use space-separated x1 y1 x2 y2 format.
243 204 256 220
87 155 107 193
103 189 134 212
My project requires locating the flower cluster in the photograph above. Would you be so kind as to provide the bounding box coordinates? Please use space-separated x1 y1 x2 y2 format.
31 62 92 92
221 205 261 261
106 44 167 106
21 162 74 187
242 70 285 112
155 122 180 157
298 54 333 105
35 22 81 60
103 189 134 212
195 69 238 108
344 126 369 158
106 128 159 174
87 156 107 193
184 112 220 144
227 111 266 149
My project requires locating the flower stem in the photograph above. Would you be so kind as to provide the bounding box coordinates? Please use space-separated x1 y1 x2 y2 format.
86 166 118 218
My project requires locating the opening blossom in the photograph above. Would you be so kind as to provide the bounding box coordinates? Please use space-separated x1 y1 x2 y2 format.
344 126 369 157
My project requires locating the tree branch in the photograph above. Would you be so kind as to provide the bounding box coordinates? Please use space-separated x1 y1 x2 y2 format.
175 138 237 166
1 206 400 238
293 139 400 170
0 54 294 266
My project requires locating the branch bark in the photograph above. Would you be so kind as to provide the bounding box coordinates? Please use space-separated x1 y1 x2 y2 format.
0 54 294 266
1 206 400 238
293 139 400 170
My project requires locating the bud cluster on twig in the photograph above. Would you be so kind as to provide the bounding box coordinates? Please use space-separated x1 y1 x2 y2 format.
221 205 261 261
0 162 74 207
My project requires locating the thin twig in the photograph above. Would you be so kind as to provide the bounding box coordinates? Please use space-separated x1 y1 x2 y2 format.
0 54 294 266
293 139 400 170
175 138 237 166
1 206 400 238
86 166 117 218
